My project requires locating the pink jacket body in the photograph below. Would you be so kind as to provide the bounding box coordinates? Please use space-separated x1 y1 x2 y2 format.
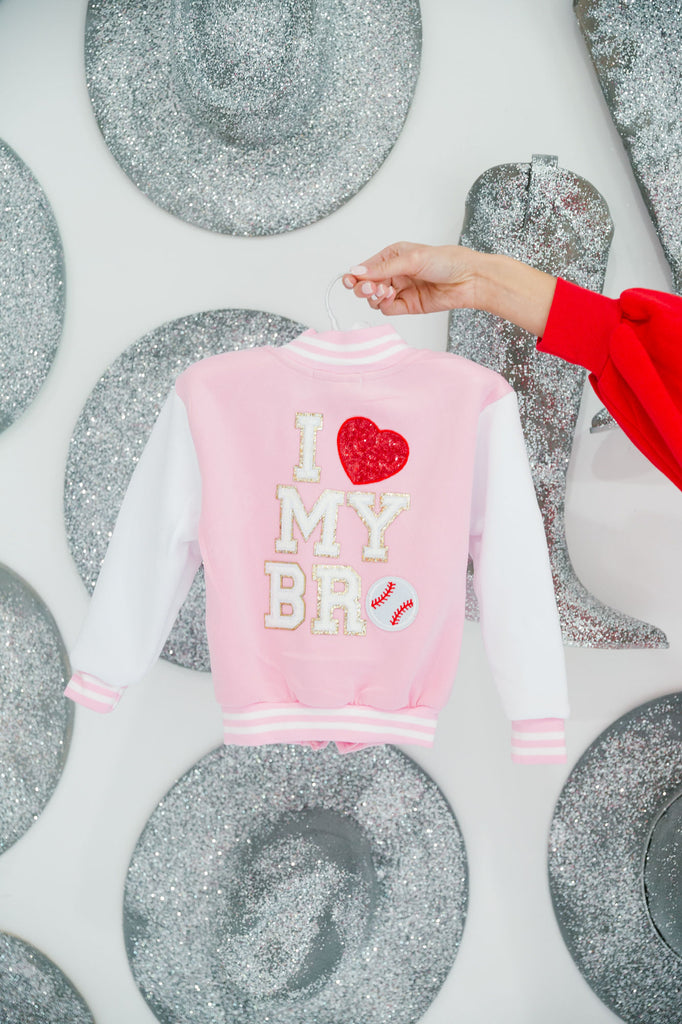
66 326 568 761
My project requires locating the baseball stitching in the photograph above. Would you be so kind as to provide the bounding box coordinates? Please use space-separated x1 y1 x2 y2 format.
371 580 396 608
390 599 414 627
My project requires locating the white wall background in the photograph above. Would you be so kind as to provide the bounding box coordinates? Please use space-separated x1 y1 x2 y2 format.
1 1 682 1021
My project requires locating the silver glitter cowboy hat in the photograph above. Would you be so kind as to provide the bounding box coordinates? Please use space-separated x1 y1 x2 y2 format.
64 306 307 672
0 563 72 855
85 0 422 235
0 932 93 1024
0 138 65 432
549 693 682 1024
123 744 468 1024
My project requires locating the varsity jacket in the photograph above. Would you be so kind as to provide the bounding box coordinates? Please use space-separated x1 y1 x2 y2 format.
65 325 569 761
538 277 682 492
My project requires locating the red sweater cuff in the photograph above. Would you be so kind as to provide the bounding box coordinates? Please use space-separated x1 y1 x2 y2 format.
536 277 621 376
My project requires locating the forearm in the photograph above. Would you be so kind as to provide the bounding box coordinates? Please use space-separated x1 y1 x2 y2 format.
471 251 558 337
347 242 559 327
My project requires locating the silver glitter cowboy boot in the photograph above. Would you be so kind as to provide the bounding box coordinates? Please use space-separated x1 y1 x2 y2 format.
590 407 615 433
575 0 682 293
449 155 667 648
575 1 682 439
577 0 682 441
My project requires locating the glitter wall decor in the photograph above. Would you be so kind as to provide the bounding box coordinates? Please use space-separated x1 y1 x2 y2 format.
84 0 421 236
0 932 94 1023
575 0 682 292
0 564 72 855
0 139 65 433
124 744 468 1024
549 693 682 1024
64 309 305 672
448 155 666 648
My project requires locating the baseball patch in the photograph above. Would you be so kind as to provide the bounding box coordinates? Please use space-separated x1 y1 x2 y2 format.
366 576 419 632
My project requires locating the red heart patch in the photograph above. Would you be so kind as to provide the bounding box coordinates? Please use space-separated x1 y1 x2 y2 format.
337 417 409 484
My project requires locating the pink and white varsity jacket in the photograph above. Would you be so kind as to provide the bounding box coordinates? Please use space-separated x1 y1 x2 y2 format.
65 325 569 762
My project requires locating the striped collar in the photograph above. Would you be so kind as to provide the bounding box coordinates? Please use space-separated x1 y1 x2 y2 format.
281 324 411 370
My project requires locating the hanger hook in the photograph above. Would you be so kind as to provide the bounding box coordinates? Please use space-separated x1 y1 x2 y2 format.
324 273 345 331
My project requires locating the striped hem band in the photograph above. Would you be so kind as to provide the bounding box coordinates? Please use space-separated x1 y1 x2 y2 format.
222 704 437 747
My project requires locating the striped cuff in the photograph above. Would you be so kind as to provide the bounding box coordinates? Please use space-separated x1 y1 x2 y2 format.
511 718 566 764
64 672 124 714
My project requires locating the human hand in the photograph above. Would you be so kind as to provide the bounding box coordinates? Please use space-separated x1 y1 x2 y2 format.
342 241 482 316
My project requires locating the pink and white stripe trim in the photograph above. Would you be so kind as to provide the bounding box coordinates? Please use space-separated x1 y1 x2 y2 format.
64 672 124 713
511 718 566 764
285 327 409 366
222 703 437 747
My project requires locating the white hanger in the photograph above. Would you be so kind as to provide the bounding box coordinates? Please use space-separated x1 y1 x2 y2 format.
324 273 371 331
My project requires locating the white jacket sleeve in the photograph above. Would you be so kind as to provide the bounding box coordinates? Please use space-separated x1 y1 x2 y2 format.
468 391 569 763
65 389 202 713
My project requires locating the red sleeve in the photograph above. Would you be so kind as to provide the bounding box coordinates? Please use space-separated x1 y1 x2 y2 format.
537 277 682 491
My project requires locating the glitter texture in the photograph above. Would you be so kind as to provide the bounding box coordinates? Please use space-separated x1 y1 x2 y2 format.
64 309 305 672
575 0 682 291
644 794 682 957
0 139 65 432
124 744 467 1024
590 407 615 433
548 694 682 1023
337 417 410 485
0 564 72 855
0 932 93 1024
84 0 421 235
448 156 666 648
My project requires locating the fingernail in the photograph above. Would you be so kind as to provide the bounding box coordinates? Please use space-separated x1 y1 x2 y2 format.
349 265 367 275
361 282 373 295
386 286 394 298
342 276 353 288
375 284 385 297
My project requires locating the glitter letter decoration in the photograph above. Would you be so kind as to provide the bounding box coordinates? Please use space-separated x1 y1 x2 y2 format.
549 693 682 1023
84 0 421 235
124 744 468 1024
576 0 682 292
448 155 666 648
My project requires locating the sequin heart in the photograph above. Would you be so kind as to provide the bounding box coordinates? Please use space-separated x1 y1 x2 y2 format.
337 417 409 484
